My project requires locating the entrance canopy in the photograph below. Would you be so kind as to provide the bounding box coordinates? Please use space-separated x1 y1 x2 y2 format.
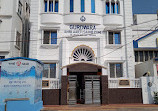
61 62 106 72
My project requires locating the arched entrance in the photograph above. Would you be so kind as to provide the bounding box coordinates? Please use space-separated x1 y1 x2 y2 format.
62 62 106 105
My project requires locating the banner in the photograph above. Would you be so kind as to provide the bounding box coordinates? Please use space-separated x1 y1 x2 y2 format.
0 58 43 105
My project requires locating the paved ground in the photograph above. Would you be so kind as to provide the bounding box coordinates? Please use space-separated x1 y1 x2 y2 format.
41 104 158 111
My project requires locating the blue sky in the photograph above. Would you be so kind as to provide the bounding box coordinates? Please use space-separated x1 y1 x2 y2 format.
132 0 158 14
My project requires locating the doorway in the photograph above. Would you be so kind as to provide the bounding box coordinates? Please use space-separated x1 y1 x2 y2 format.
68 73 100 104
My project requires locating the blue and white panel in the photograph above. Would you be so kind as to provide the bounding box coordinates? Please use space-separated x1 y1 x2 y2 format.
0 59 42 105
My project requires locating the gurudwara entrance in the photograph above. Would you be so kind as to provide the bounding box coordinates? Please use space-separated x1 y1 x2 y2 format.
62 62 106 105
68 74 100 104
61 45 108 105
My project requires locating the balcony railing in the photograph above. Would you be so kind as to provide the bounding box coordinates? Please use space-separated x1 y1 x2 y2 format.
42 78 60 89
108 78 141 88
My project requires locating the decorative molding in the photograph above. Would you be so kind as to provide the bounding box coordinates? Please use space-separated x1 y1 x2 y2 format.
40 44 59 49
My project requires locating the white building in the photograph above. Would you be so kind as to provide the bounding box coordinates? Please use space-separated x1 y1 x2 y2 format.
0 0 30 59
30 0 142 105
133 14 158 65
132 14 158 104
132 14 158 76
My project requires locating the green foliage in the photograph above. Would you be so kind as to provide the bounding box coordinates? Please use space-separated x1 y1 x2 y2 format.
154 92 158 104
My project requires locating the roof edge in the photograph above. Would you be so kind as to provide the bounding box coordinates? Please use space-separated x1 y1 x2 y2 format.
61 62 107 69
0 57 43 65
136 29 158 42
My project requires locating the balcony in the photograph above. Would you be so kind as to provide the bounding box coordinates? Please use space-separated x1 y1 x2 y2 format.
64 13 101 25
41 13 62 24
42 78 60 89
108 78 141 88
103 14 123 26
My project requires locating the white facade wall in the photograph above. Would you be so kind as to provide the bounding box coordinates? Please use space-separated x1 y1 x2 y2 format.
135 60 155 78
132 14 158 42
138 33 158 48
132 14 158 66
0 0 30 58
29 0 135 80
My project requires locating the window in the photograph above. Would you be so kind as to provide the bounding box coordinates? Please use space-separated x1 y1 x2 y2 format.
106 2 110 14
139 51 143 62
108 32 121 44
16 31 21 48
72 47 94 61
110 63 123 78
18 1 23 16
135 51 138 62
149 51 153 59
154 51 158 58
43 64 56 78
0 56 5 59
70 0 73 12
134 51 158 62
106 1 119 14
44 0 59 12
91 0 95 13
81 0 85 12
116 2 119 14
145 51 148 61
43 31 57 44
111 2 115 14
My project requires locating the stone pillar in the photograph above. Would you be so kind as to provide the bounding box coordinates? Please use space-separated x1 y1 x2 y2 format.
61 76 68 105
62 67 67 76
101 75 109 104
102 68 108 75
53 0 55 12
109 0 111 14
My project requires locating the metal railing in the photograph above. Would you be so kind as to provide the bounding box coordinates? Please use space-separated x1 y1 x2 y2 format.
42 78 60 89
108 78 141 88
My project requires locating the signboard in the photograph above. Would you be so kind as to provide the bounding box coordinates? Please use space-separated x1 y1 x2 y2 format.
119 79 130 87
64 25 102 36
42 80 49 88
0 57 43 111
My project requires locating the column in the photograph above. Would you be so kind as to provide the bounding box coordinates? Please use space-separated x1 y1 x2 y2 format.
53 0 55 12
101 68 108 104
109 0 111 14
85 0 91 13
74 0 80 13
101 75 109 104
62 67 67 76
61 67 68 105
102 68 108 75
104 0 106 14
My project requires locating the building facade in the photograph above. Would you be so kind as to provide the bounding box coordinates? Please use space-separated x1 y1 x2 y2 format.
133 14 158 65
132 14 158 104
0 0 30 58
30 0 142 105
